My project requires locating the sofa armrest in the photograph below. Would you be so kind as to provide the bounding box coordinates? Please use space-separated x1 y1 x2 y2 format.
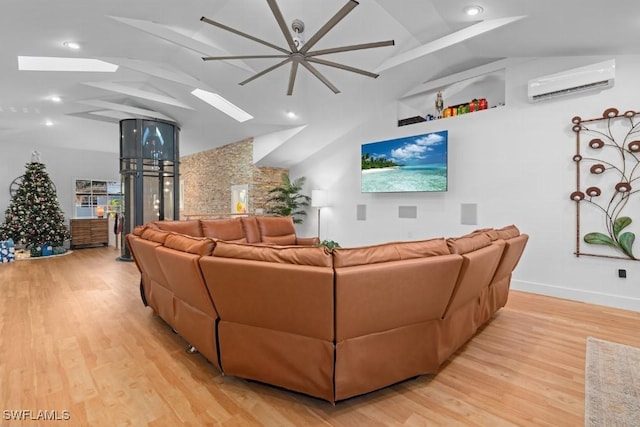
296 236 320 246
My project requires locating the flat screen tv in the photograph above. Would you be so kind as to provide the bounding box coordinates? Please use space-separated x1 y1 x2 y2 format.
361 130 448 193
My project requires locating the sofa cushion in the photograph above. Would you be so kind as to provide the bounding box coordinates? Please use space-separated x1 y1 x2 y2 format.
213 241 332 267
332 238 449 268
470 227 500 241
132 225 147 236
240 217 261 243
257 216 297 245
262 234 298 245
296 236 321 246
141 227 170 243
152 220 202 237
446 233 492 255
164 234 216 256
495 224 520 240
200 219 247 243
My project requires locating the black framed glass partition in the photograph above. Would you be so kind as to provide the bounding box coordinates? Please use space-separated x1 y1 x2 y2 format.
118 118 180 260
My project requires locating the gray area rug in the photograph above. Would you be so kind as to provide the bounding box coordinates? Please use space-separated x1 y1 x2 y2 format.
585 336 640 426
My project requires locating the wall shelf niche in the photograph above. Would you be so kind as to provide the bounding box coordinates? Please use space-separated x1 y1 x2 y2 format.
397 61 506 127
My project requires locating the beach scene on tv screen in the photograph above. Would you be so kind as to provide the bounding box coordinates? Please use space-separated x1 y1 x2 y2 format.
361 131 448 192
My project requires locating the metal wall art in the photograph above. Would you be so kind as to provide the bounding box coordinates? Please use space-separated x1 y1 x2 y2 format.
570 108 640 261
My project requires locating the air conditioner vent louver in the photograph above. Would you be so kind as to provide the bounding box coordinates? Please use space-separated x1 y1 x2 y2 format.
531 79 611 101
528 60 615 102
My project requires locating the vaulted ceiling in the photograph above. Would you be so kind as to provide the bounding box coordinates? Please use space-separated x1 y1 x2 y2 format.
1 0 639 166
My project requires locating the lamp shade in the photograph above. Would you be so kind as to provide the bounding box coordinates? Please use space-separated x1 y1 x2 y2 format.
311 190 328 207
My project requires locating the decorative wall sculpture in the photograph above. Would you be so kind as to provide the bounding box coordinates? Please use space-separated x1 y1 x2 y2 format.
570 108 639 261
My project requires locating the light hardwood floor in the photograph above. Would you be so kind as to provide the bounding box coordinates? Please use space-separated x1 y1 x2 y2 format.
1 247 639 426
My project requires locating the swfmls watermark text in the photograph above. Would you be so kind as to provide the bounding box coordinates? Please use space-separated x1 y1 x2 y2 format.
3 409 71 421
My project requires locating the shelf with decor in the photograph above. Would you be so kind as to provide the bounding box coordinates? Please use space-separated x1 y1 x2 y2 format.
397 61 506 127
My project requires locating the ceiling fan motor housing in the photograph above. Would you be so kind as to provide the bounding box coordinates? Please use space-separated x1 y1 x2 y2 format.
291 19 305 48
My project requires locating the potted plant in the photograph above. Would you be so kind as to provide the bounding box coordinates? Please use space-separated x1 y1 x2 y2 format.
266 173 311 224
318 240 341 252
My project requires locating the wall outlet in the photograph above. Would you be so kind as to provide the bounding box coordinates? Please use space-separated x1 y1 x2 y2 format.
618 269 627 278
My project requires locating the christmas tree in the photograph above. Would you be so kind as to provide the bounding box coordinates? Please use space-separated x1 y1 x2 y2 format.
0 159 71 256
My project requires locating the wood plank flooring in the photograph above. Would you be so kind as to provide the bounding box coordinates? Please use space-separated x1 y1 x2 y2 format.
1 247 639 426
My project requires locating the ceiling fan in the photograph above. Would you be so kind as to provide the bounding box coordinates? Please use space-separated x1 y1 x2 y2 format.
200 0 394 95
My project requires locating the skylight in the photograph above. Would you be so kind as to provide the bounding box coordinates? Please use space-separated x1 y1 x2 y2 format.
18 56 119 72
190 89 253 123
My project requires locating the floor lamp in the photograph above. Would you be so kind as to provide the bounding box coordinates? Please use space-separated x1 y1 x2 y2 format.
311 190 328 240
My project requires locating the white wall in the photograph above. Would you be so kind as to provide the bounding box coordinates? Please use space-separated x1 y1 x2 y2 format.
0 145 120 225
292 54 640 311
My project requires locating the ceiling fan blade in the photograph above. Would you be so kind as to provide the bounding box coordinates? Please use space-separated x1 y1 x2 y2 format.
299 0 358 54
287 60 300 95
266 0 298 53
203 54 289 61
306 57 379 79
300 60 340 94
239 57 292 86
306 40 395 57
200 16 290 55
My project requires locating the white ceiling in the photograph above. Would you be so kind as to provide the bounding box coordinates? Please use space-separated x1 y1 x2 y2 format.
1 0 639 166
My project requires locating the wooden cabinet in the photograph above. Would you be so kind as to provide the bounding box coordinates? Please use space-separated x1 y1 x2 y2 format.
70 219 109 249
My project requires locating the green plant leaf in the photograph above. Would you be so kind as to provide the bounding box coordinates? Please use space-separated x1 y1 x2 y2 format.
613 217 632 237
265 173 309 224
584 232 618 248
318 240 341 252
619 232 636 259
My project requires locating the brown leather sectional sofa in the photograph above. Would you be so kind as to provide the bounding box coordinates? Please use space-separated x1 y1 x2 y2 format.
126 216 528 403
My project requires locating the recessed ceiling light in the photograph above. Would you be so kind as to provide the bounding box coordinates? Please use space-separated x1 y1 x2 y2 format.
18 56 118 72
45 120 53 126
286 111 297 119
191 88 253 123
63 41 81 50
464 5 484 16
50 95 62 103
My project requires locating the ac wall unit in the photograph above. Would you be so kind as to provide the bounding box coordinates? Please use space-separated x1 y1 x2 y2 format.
527 59 615 102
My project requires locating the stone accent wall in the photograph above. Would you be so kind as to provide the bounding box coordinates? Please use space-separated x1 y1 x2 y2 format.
252 166 288 214
180 138 287 218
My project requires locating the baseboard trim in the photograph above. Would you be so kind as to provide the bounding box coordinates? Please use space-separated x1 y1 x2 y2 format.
511 279 640 312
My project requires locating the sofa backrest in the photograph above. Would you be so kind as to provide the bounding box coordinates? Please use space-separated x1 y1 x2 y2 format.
446 232 493 255
332 238 450 268
256 216 297 245
127 227 175 321
212 240 332 267
152 220 203 237
125 233 143 273
240 217 261 243
156 234 217 317
200 241 334 341
467 224 527 284
333 239 462 341
495 224 521 240
200 218 247 243
141 216 311 244
163 233 215 256
442 233 506 318
491 233 529 284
